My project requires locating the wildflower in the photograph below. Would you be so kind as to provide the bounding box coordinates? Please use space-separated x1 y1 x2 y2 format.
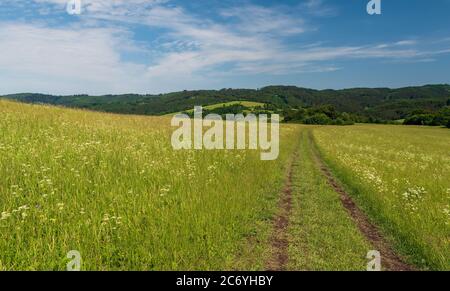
159 185 171 196
402 186 427 212
1 211 11 220
102 214 110 225
443 205 450 219
18 205 29 211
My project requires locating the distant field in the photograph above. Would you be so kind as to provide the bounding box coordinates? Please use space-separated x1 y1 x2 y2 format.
164 101 267 116
0 100 448 270
198 101 266 110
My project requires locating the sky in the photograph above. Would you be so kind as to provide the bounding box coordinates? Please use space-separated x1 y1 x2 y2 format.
0 0 450 95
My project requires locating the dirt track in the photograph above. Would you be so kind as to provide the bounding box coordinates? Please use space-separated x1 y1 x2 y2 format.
266 152 297 271
308 133 415 271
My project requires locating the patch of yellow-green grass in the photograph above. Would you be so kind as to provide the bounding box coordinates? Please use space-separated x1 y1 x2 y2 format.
313 124 450 270
0 100 300 270
203 101 265 110
164 101 267 116
287 129 371 270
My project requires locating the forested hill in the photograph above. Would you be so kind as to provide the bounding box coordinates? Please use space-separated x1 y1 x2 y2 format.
4 84 450 121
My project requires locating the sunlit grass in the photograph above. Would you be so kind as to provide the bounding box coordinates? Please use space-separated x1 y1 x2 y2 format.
164 101 267 116
2 99 448 271
313 124 450 270
287 130 371 270
0 100 300 270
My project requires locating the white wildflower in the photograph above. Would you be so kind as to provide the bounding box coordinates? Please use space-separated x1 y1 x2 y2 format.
159 185 171 196
18 205 29 211
1 211 11 220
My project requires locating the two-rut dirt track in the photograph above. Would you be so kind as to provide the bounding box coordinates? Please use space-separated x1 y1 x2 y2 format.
265 131 415 271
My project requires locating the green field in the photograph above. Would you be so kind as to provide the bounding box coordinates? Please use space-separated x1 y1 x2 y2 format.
196 101 266 110
164 101 267 116
0 100 448 270
313 125 450 270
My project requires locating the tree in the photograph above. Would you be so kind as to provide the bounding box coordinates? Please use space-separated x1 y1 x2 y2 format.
310 105 338 119
403 114 435 126
427 107 450 126
304 113 332 125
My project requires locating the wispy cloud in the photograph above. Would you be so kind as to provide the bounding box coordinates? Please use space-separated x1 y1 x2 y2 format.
1 0 449 93
0 22 148 94
300 0 338 17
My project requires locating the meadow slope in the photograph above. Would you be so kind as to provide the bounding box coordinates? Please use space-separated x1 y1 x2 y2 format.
313 125 450 270
1 100 448 270
0 100 300 270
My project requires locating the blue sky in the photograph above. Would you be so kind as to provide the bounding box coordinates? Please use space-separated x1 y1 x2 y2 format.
1 0 450 95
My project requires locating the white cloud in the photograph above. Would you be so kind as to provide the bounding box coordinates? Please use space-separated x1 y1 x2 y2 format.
301 0 337 17
0 22 148 94
1 1 449 94
394 40 418 46
220 5 306 36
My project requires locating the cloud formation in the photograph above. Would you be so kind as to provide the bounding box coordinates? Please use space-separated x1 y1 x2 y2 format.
0 0 449 94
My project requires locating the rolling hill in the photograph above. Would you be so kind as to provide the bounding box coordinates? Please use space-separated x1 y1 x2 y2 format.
4 84 450 121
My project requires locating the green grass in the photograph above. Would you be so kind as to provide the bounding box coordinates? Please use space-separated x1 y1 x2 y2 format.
286 130 371 270
313 125 450 270
0 100 299 270
1 99 448 271
164 101 267 116
200 101 266 110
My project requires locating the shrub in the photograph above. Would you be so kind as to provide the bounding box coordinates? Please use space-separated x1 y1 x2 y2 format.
304 113 332 125
403 114 435 126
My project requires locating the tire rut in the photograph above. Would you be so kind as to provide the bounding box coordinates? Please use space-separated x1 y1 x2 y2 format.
308 132 415 271
266 152 297 271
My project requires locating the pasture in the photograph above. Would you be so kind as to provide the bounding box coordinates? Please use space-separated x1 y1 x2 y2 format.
0 100 448 270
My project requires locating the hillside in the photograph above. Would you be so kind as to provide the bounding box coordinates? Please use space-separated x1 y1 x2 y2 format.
4 84 450 121
1 100 449 270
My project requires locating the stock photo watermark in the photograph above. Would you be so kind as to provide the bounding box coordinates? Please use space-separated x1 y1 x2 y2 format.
367 0 382 15
367 250 381 271
66 250 82 271
65 0 382 16
171 106 280 161
62 249 381 271
67 0 82 15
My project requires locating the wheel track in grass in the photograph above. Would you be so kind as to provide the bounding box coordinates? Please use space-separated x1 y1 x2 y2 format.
308 131 415 271
265 151 298 271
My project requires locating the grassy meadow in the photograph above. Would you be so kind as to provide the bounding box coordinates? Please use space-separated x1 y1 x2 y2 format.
313 125 450 270
287 131 372 270
164 101 267 116
0 100 300 270
0 99 449 270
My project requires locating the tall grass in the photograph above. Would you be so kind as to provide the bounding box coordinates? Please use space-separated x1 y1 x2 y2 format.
313 124 450 270
3 100 447 270
287 131 371 270
0 100 300 270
